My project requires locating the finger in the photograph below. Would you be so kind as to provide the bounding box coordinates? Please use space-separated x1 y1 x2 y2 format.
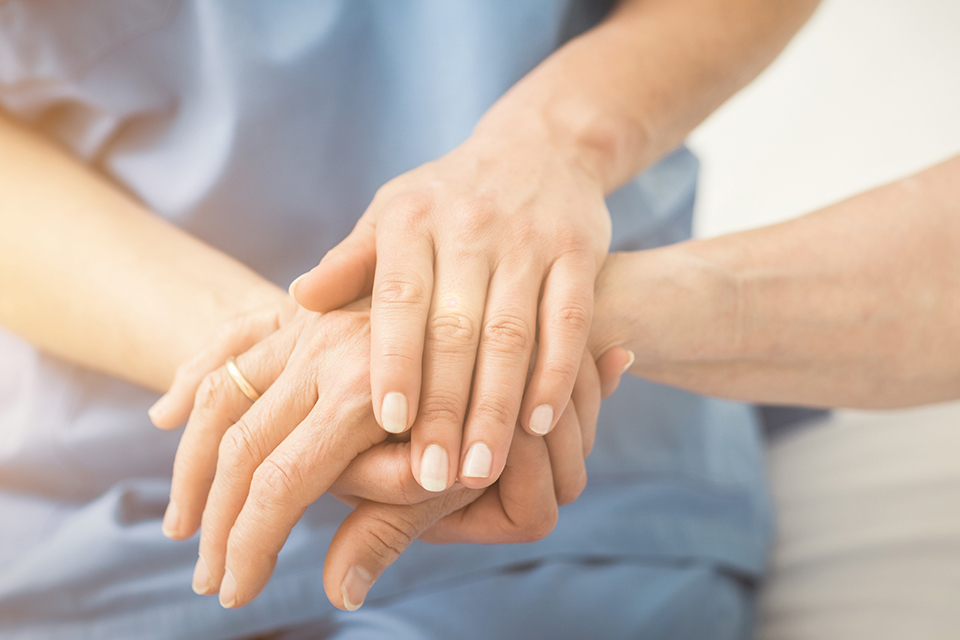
571 346 602 459
323 488 480 611
164 329 297 541
596 346 635 399
543 401 587 506
191 361 319 597
331 441 455 505
369 212 437 436
457 264 539 489
519 252 595 437
290 216 376 312
217 386 385 608
423 425 558 544
409 251 489 492
149 306 291 430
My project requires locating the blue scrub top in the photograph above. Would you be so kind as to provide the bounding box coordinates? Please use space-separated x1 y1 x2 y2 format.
0 2 772 638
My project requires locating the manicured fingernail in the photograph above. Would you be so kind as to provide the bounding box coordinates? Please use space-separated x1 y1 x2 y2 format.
530 404 554 435
161 499 179 538
148 394 171 424
420 444 448 492
192 555 211 595
622 349 636 374
380 392 408 434
341 565 373 611
219 569 238 608
461 442 493 479
288 273 307 298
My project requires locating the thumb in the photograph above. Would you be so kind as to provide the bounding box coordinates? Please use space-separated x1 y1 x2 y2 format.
322 490 480 611
290 216 376 312
595 346 635 399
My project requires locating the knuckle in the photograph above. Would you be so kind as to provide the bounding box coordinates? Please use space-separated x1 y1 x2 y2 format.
217 422 262 475
539 361 580 392
550 298 592 336
471 397 517 430
419 390 465 427
506 217 538 246
195 371 231 406
375 275 429 310
388 191 437 225
428 310 477 346
358 511 418 563
552 223 591 254
251 456 303 502
482 313 532 353
453 196 498 236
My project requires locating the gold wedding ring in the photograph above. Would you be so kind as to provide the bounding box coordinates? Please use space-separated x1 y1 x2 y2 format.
225 357 261 402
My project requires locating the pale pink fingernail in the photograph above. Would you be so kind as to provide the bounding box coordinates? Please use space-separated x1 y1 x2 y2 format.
219 569 238 608
341 565 373 611
161 499 179 538
192 555 212 595
622 350 636 374
287 273 307 298
420 444 448 492
461 442 493 479
380 392 408 434
530 404 554 435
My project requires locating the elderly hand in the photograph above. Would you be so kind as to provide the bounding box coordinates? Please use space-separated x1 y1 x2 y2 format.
150 298 623 609
289 127 611 495
321 344 630 611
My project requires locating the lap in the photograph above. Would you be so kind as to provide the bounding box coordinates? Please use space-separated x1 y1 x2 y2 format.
758 402 960 639
268 558 754 640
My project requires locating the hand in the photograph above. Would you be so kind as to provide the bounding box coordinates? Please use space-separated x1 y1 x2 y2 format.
156 300 388 608
319 346 633 611
150 301 619 609
289 130 612 494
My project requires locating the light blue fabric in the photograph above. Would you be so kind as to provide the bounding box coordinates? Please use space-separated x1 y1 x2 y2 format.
0 1 772 638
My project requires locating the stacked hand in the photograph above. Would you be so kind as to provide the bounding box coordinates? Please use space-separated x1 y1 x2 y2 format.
148 129 629 610
151 297 629 610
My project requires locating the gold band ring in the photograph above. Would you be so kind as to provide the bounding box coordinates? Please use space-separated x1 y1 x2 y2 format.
225 356 261 402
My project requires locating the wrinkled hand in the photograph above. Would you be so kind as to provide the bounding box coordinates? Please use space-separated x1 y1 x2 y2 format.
323 345 630 611
290 131 612 494
149 299 627 609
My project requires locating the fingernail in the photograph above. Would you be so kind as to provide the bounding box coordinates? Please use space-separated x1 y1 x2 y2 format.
380 392 408 434
287 273 307 298
420 444 448 492
148 394 171 424
341 565 373 611
161 499 179 538
461 442 492 479
192 555 211 595
219 569 238 608
530 404 554 435
622 349 636 374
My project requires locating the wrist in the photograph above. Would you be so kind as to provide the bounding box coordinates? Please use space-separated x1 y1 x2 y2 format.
590 245 744 368
472 91 642 195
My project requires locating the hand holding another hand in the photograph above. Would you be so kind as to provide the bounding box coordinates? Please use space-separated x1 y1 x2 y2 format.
150 297 629 610
290 128 612 494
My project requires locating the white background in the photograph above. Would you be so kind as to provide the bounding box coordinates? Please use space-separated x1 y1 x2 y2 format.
688 0 960 435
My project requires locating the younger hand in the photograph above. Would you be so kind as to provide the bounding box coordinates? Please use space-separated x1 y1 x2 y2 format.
291 130 612 494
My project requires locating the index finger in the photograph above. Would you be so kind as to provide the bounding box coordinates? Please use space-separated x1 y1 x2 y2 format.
217 390 384 608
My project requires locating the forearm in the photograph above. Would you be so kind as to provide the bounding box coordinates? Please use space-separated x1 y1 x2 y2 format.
475 0 820 192
0 113 287 391
593 155 960 408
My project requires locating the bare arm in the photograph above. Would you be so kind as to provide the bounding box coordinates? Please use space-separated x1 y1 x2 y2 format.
0 113 288 392
473 0 822 192
591 154 960 408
